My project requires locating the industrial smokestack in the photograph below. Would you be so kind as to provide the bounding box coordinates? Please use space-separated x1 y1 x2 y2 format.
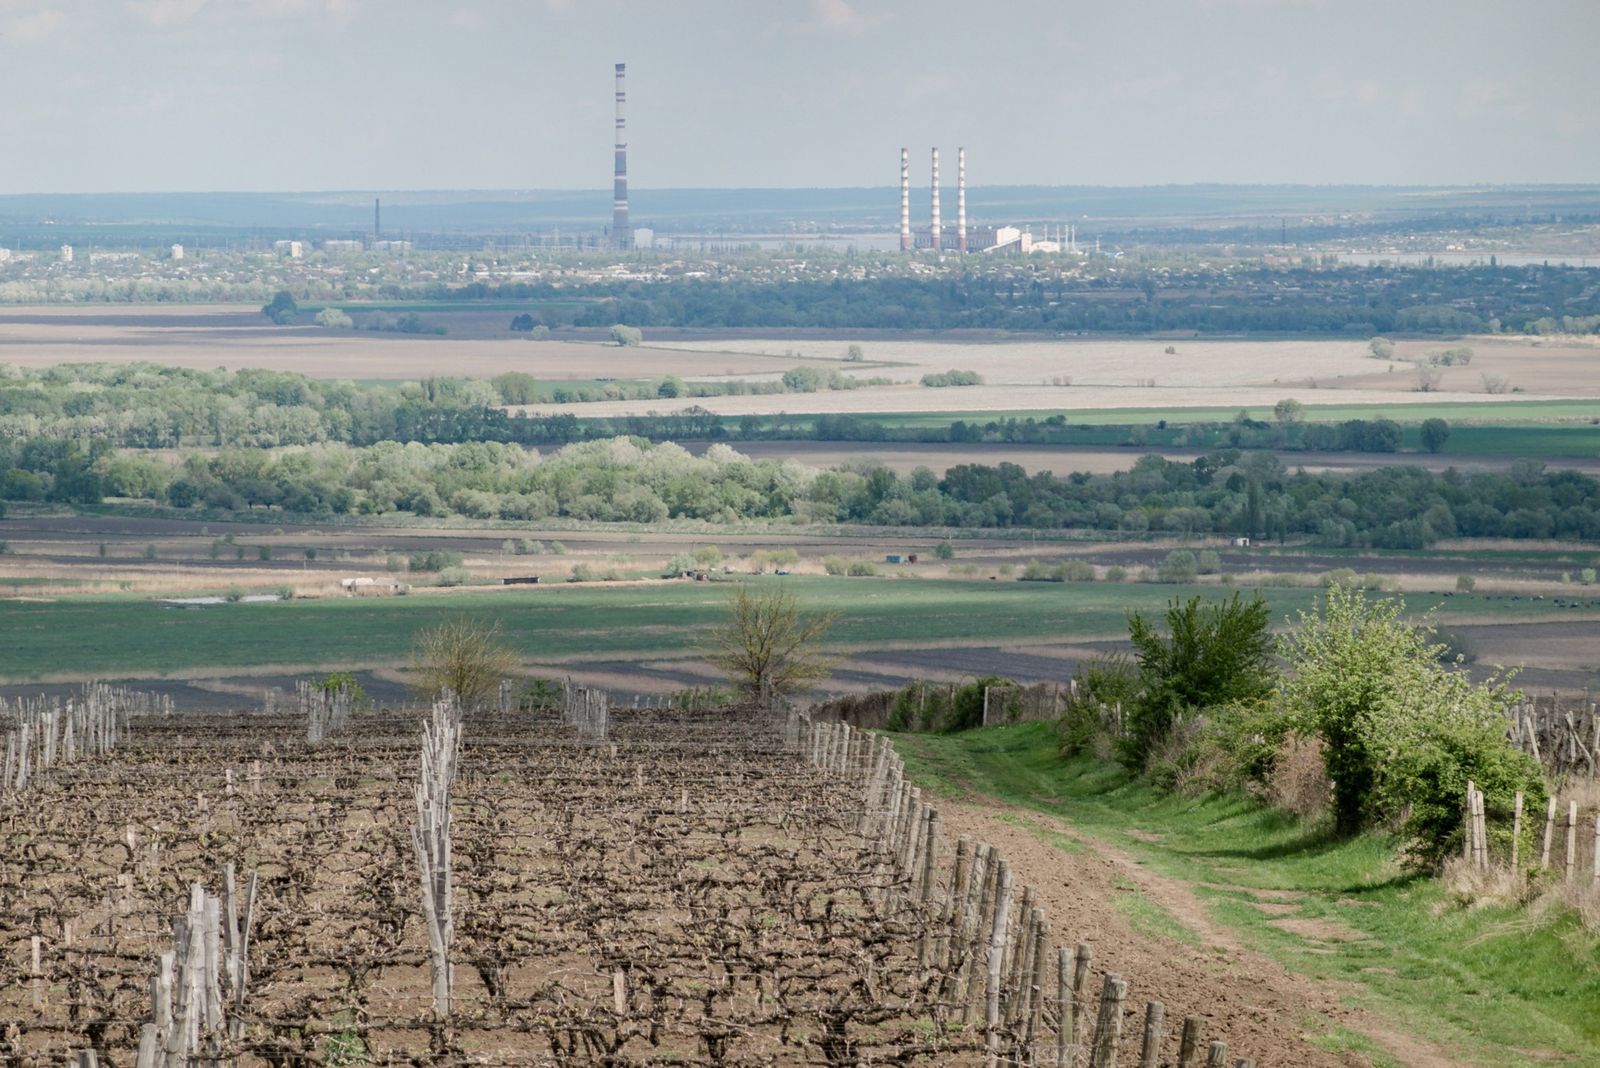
931 148 941 252
613 63 632 250
374 197 380 244
957 147 967 253
899 148 911 252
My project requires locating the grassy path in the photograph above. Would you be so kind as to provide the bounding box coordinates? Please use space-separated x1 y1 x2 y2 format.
892 723 1600 1067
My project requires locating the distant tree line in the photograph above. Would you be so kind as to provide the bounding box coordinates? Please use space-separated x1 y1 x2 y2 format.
6 434 1599 547
426 264 1600 336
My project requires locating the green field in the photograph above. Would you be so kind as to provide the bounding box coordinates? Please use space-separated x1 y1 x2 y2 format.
0 575 1575 681
894 723 1600 1066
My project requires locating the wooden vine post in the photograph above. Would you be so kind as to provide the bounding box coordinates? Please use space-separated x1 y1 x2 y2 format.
413 696 462 1018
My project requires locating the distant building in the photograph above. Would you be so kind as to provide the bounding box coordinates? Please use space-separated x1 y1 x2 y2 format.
322 240 363 254
0 248 11 263
273 240 304 258
372 240 413 252
170 244 184 261
59 244 74 263
631 227 654 250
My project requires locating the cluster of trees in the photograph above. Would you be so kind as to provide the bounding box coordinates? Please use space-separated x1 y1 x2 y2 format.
1067 587 1543 867
8 430 1598 548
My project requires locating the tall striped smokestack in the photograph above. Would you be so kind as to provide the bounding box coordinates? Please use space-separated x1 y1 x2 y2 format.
899 148 911 252
612 63 632 250
931 148 941 251
957 147 967 253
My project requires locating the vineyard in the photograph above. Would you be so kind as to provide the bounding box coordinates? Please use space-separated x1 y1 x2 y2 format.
0 689 1263 1067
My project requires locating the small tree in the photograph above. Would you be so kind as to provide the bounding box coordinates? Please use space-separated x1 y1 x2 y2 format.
262 291 298 325
1368 336 1394 359
708 585 837 699
1273 398 1303 424
1419 417 1451 453
610 324 643 347
409 618 518 709
314 307 353 329
1123 593 1275 767
845 343 864 362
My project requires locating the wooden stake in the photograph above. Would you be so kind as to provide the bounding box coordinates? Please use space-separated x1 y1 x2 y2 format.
984 861 1013 1066
1139 1000 1166 1068
1565 801 1578 884
1176 1017 1202 1068
1540 796 1557 869
1088 973 1127 1068
1204 1041 1228 1067
1511 790 1523 872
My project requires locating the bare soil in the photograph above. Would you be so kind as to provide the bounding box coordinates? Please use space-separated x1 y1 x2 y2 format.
933 799 1459 1067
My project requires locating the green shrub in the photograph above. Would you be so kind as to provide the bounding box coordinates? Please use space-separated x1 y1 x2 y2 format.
409 550 464 573
1156 549 1198 583
823 555 848 576
1104 565 1126 582
934 541 955 560
1278 585 1542 863
1058 653 1141 757
1123 593 1275 769
920 369 984 387
1455 574 1475 593
847 560 878 577
437 566 471 587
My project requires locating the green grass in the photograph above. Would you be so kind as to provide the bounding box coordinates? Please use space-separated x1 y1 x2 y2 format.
892 723 1600 1066
0 576 1581 680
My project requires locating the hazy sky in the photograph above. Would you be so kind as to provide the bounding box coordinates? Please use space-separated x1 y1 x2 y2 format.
1 0 1596 194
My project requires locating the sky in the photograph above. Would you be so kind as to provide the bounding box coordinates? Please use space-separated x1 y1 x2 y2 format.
0 0 1596 194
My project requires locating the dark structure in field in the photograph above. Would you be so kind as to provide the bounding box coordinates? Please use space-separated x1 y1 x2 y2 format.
613 62 632 250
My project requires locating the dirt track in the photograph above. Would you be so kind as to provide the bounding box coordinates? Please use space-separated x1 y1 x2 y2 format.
934 797 1456 1067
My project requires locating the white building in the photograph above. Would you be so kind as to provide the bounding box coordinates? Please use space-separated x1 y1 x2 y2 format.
59 244 74 263
322 240 362 253
273 240 304 258
170 244 184 261
0 249 11 263
631 227 655 250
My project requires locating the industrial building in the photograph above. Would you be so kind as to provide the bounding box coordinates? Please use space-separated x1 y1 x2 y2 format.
900 147 1083 255
612 62 631 250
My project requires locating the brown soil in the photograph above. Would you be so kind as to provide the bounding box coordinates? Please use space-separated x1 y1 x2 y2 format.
933 798 1461 1067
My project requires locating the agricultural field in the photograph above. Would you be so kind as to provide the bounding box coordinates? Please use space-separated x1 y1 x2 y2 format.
0 306 838 382
0 689 1338 1066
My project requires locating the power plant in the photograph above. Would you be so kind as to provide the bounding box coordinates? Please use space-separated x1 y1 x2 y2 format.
612 62 631 250
905 146 1081 255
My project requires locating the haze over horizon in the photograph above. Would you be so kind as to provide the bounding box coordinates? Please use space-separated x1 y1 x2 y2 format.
0 0 1596 196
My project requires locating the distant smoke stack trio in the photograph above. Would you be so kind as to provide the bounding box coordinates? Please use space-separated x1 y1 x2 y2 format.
902 146 970 253
613 62 631 250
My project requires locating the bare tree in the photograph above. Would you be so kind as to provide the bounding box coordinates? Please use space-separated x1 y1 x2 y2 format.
709 584 837 699
409 618 517 709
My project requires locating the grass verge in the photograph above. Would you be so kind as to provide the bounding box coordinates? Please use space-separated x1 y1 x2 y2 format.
892 722 1600 1067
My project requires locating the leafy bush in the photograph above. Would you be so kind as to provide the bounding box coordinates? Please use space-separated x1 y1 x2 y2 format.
846 560 878 577
822 555 848 576
314 307 354 329
610 324 643 347
1058 653 1141 757
1278 585 1543 863
920 369 984 388
1368 336 1395 359
437 566 471 587
934 541 955 560
409 550 465 572
1123 593 1276 768
1455 574 1475 592
1156 550 1198 583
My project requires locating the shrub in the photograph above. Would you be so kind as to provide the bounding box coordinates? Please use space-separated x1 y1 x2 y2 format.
846 560 878 577
1368 336 1395 359
314 307 354 329
1195 550 1222 575
920 369 985 388
822 555 848 576
1278 585 1543 861
1582 568 1597 585
437 566 470 587
934 541 955 560
1058 653 1140 757
1156 550 1198 583
1420 417 1452 453
610 324 643 347
1455 574 1475 593
846 344 864 362
1123 593 1276 768
409 550 464 573
1104 565 1126 582
568 563 595 582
